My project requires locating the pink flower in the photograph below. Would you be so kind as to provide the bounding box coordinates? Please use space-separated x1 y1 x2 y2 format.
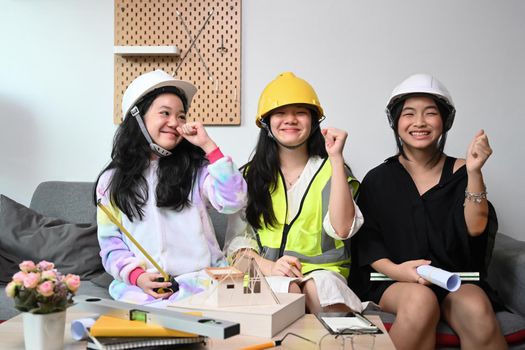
7 259 79 314
19 261 36 273
12 271 27 283
23 272 40 289
37 281 55 297
63 274 81 293
5 281 18 298
37 260 55 271
41 270 58 281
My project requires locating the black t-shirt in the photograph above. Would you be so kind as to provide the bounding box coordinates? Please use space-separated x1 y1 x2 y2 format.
349 156 497 301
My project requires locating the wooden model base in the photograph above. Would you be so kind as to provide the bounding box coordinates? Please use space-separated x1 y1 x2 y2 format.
168 292 305 337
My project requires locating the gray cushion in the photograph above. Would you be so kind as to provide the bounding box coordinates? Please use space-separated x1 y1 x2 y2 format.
487 233 525 317
90 272 113 288
30 181 96 224
0 195 104 283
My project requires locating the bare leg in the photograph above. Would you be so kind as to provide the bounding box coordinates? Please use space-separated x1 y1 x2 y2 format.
301 279 322 314
380 282 440 350
301 277 356 313
441 284 507 350
288 281 301 293
323 303 353 312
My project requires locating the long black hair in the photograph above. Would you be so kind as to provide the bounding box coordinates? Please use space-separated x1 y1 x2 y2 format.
93 87 207 221
390 94 453 166
243 110 327 230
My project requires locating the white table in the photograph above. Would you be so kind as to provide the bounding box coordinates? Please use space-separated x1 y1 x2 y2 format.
0 306 395 349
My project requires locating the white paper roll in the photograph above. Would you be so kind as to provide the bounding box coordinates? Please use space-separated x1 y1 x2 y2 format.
70 317 96 340
416 265 461 292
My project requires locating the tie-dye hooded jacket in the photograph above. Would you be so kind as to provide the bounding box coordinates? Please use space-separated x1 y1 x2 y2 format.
95 155 247 300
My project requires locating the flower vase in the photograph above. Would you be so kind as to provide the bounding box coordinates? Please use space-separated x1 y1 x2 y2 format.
23 310 66 350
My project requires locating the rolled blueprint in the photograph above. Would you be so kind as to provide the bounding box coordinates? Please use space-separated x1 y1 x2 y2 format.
70 317 96 340
416 265 461 292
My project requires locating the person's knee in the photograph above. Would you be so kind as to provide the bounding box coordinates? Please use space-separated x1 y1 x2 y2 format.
323 303 353 313
460 296 499 337
402 286 438 310
288 282 301 293
396 286 440 326
452 287 494 323
445 286 503 344
455 305 502 346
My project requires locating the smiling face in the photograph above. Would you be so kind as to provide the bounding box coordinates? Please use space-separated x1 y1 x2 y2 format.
397 96 443 152
144 93 187 151
268 105 312 148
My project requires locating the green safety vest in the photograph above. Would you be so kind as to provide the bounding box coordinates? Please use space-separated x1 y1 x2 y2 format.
256 158 359 278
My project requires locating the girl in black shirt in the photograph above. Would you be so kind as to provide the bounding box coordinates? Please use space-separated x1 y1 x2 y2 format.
352 74 506 349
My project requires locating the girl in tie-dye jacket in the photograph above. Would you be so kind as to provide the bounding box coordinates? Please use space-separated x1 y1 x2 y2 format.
94 70 246 304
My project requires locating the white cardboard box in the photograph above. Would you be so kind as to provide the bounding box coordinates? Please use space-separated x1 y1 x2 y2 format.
167 292 305 337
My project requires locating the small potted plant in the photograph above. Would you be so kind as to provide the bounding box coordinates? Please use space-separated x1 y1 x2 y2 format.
5 260 80 350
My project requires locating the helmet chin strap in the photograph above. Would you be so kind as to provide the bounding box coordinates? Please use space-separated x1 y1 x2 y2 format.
261 115 325 150
130 106 172 157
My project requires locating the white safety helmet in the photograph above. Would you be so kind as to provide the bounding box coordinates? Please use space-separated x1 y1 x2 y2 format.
386 73 456 131
122 69 198 119
121 69 198 157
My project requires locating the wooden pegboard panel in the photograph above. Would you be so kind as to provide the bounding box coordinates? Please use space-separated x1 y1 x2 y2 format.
114 0 241 125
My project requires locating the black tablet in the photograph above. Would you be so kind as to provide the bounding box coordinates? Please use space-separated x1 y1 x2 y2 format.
315 312 383 335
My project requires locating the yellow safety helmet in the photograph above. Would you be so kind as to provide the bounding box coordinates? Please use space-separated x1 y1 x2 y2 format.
255 72 324 128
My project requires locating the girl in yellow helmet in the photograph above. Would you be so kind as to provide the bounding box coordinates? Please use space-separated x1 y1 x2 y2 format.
225 72 364 313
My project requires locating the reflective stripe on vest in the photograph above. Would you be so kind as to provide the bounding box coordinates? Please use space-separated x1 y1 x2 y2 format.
256 158 359 278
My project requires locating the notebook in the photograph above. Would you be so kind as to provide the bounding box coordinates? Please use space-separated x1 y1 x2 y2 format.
86 334 207 350
315 312 382 335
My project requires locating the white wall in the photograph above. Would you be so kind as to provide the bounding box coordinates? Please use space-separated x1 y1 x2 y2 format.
1 0 524 240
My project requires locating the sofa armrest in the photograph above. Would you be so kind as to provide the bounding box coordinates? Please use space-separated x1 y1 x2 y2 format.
208 206 228 249
487 233 525 318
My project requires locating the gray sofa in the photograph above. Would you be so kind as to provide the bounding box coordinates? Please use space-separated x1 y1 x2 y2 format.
1 181 524 347
0 182 111 321
0 181 231 321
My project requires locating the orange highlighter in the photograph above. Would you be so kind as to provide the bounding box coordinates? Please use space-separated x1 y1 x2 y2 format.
239 340 282 350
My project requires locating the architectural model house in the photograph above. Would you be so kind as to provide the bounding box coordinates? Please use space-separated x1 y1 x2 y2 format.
169 256 305 337
203 256 279 307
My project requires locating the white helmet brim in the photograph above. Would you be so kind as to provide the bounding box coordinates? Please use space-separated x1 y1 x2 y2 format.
121 69 198 119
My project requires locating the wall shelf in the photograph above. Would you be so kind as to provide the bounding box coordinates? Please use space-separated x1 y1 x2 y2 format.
114 0 241 125
114 46 180 56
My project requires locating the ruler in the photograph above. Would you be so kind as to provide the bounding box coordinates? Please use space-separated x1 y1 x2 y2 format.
74 295 239 339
